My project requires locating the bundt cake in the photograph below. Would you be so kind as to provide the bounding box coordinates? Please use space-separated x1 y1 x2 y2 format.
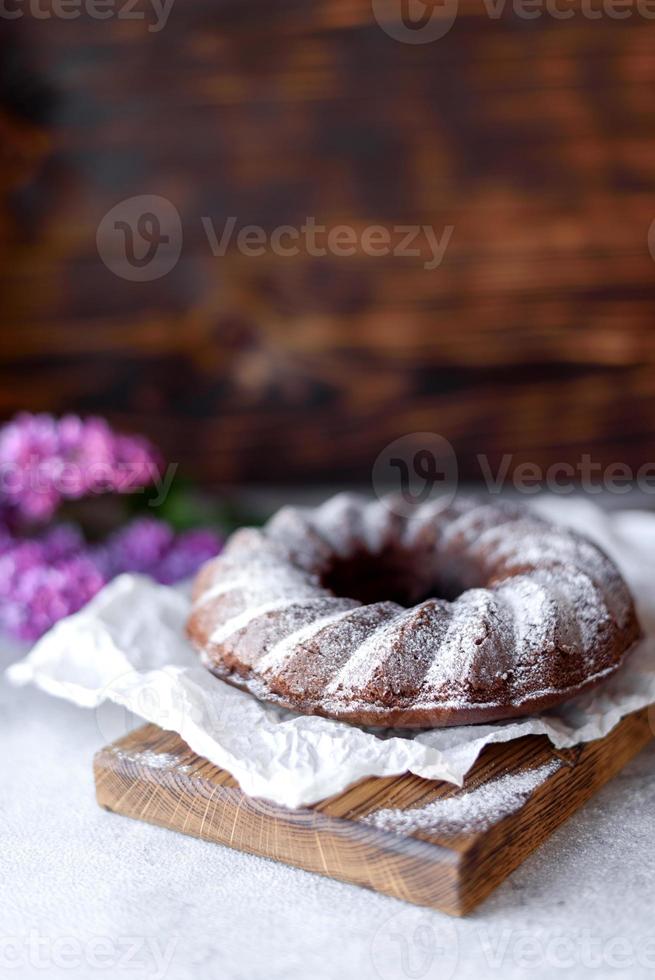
187 494 641 728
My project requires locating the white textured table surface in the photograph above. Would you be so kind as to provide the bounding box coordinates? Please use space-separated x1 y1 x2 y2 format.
2 647 655 980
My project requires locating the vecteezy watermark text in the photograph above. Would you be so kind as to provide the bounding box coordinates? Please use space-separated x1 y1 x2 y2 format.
202 216 454 270
369 908 655 980
0 457 177 508
478 927 655 971
97 197 454 280
373 433 655 514
0 932 177 977
372 0 655 44
484 0 655 19
479 453 655 495
0 0 174 31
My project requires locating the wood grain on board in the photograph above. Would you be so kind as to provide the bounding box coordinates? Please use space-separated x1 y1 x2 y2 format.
94 708 653 915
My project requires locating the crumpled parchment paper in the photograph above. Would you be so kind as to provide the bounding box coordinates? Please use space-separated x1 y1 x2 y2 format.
7 497 655 807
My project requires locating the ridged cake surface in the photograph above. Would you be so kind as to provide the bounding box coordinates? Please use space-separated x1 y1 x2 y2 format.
187 494 640 727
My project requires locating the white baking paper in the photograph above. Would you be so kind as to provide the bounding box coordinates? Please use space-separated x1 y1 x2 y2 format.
6 498 655 807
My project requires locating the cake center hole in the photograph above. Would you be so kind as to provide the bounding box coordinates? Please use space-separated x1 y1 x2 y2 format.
321 548 463 606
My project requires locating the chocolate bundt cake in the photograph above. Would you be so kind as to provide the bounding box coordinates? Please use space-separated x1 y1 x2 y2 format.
187 494 640 728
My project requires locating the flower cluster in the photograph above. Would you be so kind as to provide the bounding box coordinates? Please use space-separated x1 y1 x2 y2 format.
0 413 223 642
95 519 223 585
0 519 222 642
0 412 162 523
0 526 105 642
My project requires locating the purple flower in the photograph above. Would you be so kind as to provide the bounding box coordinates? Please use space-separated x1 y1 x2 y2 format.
93 518 222 584
39 523 86 561
0 413 162 524
0 517 222 642
0 549 106 642
0 412 222 642
93 518 175 578
155 528 224 585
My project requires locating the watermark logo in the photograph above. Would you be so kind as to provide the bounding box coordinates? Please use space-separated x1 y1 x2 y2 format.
372 0 459 42
373 432 458 515
94 670 185 744
374 433 655 506
370 907 459 980
373 0 655 41
97 195 182 282
94 667 238 745
98 204 453 280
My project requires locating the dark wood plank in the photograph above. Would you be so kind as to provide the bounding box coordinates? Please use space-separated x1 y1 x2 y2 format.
3 12 655 482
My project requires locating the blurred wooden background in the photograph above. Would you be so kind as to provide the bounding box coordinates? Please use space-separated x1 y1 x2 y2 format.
1 2 655 486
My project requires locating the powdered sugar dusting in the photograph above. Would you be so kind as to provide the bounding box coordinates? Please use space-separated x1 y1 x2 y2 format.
109 747 194 773
189 493 638 726
564 569 610 649
194 568 314 607
196 566 319 609
419 590 505 691
495 575 556 660
323 608 409 696
308 493 368 558
360 498 402 554
210 599 302 644
258 605 358 675
362 759 561 836
437 500 524 549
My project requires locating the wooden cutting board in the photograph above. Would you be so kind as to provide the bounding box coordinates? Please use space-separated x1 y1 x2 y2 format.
94 709 653 916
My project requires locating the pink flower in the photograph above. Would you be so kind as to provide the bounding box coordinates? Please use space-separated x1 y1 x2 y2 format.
0 413 162 523
0 412 223 641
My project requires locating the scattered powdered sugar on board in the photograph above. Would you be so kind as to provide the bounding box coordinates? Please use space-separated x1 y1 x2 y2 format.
362 759 561 837
109 747 194 773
